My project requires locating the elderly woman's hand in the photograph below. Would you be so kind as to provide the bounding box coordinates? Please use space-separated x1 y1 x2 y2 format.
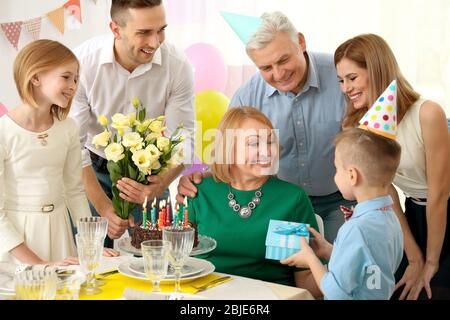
102 248 120 257
175 171 205 203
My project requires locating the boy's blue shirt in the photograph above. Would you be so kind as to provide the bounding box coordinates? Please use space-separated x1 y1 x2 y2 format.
321 195 404 300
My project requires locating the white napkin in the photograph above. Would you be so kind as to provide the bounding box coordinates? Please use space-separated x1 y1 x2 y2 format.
123 288 205 300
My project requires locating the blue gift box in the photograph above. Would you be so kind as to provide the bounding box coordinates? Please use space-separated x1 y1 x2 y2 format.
265 219 310 260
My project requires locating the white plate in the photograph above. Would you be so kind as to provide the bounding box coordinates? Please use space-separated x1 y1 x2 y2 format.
118 257 215 283
117 235 217 257
128 259 205 279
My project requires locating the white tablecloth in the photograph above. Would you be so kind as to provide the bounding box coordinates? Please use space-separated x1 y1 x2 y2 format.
99 255 314 300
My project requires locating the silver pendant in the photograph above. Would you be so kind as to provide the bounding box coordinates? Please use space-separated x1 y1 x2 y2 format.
37 133 48 146
239 206 252 218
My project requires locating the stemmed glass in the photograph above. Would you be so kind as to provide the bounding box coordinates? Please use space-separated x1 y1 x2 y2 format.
162 226 195 299
141 240 171 292
75 234 103 295
77 217 108 238
77 217 108 286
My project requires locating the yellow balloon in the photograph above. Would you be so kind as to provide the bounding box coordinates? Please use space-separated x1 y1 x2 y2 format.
195 90 229 164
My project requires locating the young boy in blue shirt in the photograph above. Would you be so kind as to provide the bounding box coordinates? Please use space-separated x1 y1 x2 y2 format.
282 127 404 299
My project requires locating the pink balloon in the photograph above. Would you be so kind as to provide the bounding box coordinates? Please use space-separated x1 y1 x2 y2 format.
0 102 7 117
181 156 209 176
185 43 228 93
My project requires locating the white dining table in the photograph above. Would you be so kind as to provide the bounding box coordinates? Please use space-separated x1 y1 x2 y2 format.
99 255 314 300
0 253 314 300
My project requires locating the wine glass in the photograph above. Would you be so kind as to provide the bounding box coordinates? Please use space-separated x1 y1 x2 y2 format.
162 226 195 299
75 233 103 296
141 240 171 292
77 217 108 239
77 217 108 286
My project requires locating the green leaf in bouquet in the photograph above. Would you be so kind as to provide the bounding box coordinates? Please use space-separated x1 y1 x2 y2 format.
151 168 162 175
128 163 137 180
107 161 122 183
170 125 183 139
112 186 126 219
137 171 147 184
139 109 146 122
113 134 118 143
170 140 182 148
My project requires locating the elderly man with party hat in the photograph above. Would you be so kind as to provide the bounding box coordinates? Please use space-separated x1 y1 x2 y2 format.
178 11 354 243
281 80 404 299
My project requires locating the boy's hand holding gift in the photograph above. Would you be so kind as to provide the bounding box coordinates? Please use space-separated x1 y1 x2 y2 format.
308 227 333 261
280 236 315 268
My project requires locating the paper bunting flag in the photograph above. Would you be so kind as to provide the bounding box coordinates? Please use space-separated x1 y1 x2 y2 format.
0 102 7 117
47 7 65 34
1 22 23 50
221 11 262 45
66 14 82 30
64 0 82 23
359 80 398 140
23 17 42 41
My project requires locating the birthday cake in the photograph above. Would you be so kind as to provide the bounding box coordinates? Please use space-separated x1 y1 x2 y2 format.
131 222 199 249
131 197 199 250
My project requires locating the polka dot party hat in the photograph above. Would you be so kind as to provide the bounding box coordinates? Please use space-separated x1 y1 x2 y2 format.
359 79 397 140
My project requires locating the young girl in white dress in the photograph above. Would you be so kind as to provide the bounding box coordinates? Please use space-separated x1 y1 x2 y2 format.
0 40 117 266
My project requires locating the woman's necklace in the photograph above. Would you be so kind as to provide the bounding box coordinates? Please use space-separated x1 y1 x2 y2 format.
227 185 263 219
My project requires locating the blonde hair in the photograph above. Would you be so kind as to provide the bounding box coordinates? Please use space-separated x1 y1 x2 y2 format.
335 128 401 187
334 34 420 128
13 39 79 120
211 107 277 184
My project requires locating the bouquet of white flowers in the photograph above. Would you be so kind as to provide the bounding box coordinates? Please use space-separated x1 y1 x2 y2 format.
92 97 185 219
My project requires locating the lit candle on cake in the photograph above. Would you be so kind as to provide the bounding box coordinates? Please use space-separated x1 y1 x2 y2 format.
174 203 179 226
165 196 171 226
159 200 166 228
179 201 184 226
142 196 148 230
158 200 163 228
151 198 157 226
183 196 189 227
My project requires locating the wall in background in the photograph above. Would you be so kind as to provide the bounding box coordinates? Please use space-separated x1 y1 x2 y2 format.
0 0 111 108
1 0 449 116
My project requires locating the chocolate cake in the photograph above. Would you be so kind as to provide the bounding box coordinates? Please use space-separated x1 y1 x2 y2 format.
131 222 199 249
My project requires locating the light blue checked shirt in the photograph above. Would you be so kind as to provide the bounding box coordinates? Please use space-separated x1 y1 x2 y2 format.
230 52 345 196
321 196 404 300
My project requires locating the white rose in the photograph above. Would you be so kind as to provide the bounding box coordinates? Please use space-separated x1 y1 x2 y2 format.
127 112 136 125
145 144 162 159
131 97 140 109
148 120 165 133
156 136 170 153
111 113 131 133
132 149 152 174
145 132 162 143
150 160 161 171
97 115 108 127
104 143 125 163
167 147 185 168
136 119 152 133
122 132 143 149
92 130 111 148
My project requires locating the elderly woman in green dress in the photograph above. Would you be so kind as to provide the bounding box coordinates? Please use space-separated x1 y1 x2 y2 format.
188 107 321 298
